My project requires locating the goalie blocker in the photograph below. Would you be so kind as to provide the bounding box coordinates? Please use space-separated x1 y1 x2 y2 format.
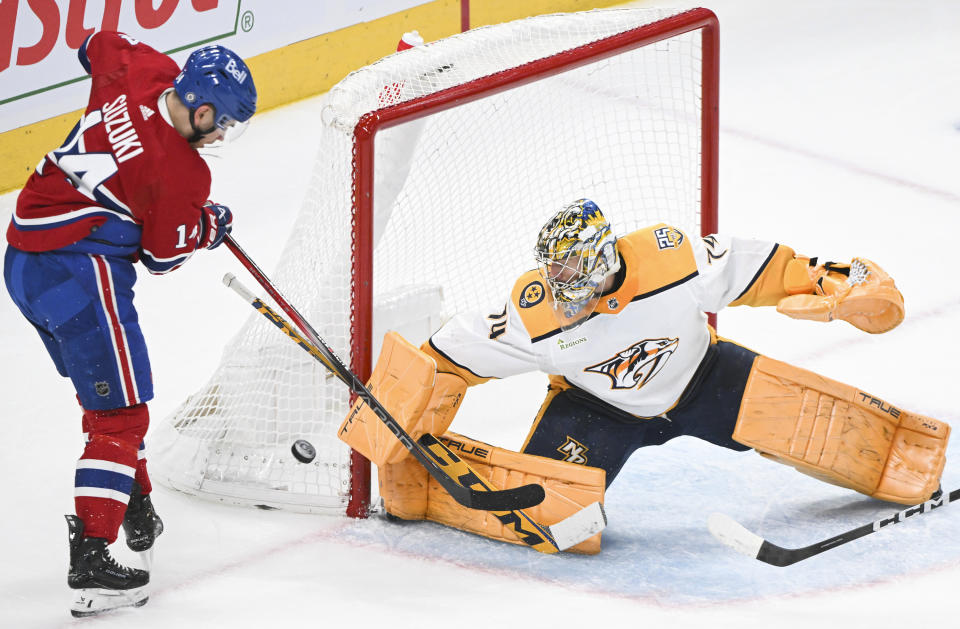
338 332 606 553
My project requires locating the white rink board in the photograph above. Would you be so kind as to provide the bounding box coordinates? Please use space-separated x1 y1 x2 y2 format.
1 0 430 132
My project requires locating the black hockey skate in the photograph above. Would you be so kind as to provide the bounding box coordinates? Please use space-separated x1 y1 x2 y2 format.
66 515 149 617
123 482 164 552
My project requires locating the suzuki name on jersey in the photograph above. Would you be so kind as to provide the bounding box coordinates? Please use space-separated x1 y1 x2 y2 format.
102 94 144 163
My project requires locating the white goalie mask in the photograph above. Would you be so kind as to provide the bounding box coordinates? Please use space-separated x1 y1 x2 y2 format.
534 199 620 331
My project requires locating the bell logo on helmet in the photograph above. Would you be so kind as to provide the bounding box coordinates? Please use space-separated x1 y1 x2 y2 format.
225 58 248 84
175 45 258 129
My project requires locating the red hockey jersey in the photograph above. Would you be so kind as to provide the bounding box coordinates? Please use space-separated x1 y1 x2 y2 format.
7 31 211 274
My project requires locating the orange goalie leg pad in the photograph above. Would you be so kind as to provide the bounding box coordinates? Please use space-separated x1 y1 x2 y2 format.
380 432 606 553
338 331 467 465
733 356 950 504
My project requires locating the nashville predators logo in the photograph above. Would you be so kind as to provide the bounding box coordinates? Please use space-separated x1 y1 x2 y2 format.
585 337 679 389
654 226 684 250
557 436 588 464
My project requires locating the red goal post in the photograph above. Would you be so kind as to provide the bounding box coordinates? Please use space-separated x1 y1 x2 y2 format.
349 7 718 515
151 7 719 518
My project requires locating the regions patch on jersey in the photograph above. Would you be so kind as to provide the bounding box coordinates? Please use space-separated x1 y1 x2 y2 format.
585 337 679 390
654 226 684 250
519 281 546 308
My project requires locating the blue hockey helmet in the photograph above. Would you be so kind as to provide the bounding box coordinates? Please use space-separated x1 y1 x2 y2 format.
174 44 257 140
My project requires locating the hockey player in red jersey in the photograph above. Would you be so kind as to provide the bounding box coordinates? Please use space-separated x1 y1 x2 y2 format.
340 199 950 553
3 32 256 616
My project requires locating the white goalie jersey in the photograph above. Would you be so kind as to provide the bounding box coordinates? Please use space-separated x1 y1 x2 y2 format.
425 224 791 418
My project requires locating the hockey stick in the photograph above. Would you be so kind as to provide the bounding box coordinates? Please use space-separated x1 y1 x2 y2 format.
224 235 325 349
221 270 544 512
223 273 605 550
418 434 606 553
708 488 956 567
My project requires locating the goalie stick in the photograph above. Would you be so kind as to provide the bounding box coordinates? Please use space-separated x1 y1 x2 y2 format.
222 240 605 549
417 434 606 553
220 267 544 513
708 488 955 567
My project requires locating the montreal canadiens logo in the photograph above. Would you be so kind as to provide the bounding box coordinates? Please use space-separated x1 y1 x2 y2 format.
585 337 679 390
519 281 545 308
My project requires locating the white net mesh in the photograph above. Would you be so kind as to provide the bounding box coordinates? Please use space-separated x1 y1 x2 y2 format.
151 7 713 513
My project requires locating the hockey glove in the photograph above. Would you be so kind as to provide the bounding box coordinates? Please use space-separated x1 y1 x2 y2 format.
200 202 233 250
777 257 904 333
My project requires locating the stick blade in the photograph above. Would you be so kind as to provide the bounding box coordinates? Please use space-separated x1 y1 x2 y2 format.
548 501 607 551
466 483 545 511
708 512 764 559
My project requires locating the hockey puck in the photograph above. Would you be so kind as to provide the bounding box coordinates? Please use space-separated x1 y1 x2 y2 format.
291 439 316 463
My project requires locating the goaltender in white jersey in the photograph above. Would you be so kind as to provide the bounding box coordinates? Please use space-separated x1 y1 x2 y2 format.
430 220 774 419
340 199 950 554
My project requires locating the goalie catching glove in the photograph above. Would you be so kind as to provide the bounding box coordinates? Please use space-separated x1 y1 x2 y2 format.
777 257 904 333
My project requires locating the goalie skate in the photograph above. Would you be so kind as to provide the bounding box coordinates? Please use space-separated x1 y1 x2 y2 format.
71 587 149 618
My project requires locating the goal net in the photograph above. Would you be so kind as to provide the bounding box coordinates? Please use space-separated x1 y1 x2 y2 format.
150 7 719 516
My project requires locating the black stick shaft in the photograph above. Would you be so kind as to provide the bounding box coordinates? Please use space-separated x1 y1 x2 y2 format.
757 488 956 566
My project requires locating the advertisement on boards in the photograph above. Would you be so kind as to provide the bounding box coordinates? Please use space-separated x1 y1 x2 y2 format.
0 0 431 133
